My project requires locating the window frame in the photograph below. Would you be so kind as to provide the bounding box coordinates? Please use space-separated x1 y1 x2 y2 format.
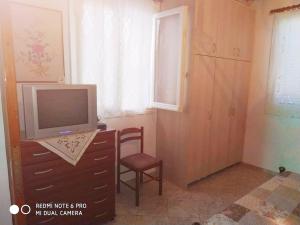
149 6 189 112
266 11 300 117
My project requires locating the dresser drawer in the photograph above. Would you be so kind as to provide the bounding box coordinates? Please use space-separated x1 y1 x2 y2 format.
24 167 114 199
21 130 115 166
88 206 114 225
23 148 114 184
86 132 115 153
21 142 60 166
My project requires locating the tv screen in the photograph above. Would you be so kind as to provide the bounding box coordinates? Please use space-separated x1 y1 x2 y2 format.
22 84 97 139
37 89 89 129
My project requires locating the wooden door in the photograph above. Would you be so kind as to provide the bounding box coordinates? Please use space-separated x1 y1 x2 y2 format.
193 0 220 56
216 0 239 59
228 61 251 165
210 58 235 173
0 1 26 225
236 6 255 61
187 55 215 182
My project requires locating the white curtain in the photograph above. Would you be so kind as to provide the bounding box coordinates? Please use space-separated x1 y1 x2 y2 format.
267 11 300 117
70 0 158 118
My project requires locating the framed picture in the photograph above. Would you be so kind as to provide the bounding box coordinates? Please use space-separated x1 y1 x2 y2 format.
9 0 70 83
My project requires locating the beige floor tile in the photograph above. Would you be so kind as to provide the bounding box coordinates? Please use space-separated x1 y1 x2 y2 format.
106 163 274 225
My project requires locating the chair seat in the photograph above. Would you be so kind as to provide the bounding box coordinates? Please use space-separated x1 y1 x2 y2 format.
120 153 161 171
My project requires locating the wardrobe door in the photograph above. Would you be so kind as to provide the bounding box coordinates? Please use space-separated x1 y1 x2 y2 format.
216 0 239 59
187 55 215 182
236 6 255 61
228 62 251 165
193 0 220 56
210 58 235 173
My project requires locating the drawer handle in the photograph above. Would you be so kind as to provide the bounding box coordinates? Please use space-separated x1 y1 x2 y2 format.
95 212 107 218
94 156 109 161
35 185 54 192
33 152 51 157
93 184 108 190
34 169 53 175
94 198 107 204
93 141 107 145
39 217 55 224
94 170 108 176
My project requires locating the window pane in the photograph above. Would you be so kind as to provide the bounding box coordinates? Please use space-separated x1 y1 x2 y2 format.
154 14 181 105
267 11 300 116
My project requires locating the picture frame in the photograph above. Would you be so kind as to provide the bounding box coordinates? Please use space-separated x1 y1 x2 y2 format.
9 0 70 83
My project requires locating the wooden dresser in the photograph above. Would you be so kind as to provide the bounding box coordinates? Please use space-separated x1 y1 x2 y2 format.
20 130 116 225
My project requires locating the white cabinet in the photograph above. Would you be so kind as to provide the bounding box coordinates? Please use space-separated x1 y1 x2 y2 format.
228 61 251 165
193 0 220 56
187 55 215 181
193 0 255 61
156 0 255 186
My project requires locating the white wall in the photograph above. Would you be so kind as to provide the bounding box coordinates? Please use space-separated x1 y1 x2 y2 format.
0 92 12 225
243 0 300 173
0 27 13 225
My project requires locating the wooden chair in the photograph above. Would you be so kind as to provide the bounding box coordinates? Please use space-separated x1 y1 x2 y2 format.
117 127 163 206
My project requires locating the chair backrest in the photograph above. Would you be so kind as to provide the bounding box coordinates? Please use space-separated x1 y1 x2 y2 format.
117 127 144 161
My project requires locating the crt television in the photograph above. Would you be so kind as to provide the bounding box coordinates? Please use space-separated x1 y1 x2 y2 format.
22 84 97 139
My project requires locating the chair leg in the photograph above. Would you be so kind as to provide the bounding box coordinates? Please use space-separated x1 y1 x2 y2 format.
136 171 140 206
140 171 143 184
117 164 120 193
159 161 163 195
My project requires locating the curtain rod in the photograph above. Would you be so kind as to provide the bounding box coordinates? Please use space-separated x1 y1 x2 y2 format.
270 4 300 14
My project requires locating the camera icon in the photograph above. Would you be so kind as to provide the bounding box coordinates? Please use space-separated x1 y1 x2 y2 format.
9 205 31 215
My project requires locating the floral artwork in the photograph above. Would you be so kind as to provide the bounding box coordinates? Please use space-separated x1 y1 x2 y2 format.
18 29 54 77
9 3 65 82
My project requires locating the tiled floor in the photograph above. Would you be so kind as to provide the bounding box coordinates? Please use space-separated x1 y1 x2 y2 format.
106 163 275 225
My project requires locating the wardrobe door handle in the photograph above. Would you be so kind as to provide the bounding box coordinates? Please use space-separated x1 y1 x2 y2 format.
94 170 107 176
35 185 54 192
34 169 53 175
94 156 109 161
232 107 236 117
228 107 232 117
33 152 51 157
228 107 235 117
208 111 212 121
212 43 217 54
39 217 55 224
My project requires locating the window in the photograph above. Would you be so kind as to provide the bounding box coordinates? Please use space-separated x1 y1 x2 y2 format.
150 6 189 111
70 1 188 117
70 0 159 118
267 11 300 117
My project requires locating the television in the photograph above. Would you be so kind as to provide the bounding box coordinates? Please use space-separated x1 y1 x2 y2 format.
22 84 97 139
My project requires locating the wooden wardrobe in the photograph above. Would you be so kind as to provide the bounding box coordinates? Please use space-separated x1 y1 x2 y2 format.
157 0 255 186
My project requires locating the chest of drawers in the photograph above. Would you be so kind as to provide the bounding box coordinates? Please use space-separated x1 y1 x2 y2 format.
20 130 116 225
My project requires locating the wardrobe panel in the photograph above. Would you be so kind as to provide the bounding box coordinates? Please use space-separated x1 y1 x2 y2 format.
228 61 251 165
193 0 220 56
210 58 235 173
187 55 215 181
